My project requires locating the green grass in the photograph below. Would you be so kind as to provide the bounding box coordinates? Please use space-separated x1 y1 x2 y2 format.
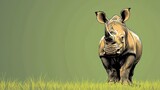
0 79 160 90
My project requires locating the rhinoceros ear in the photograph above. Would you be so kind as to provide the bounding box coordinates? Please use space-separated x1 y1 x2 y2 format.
120 8 131 23
95 11 108 24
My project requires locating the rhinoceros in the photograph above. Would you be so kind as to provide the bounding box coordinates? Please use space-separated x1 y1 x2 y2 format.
95 8 142 84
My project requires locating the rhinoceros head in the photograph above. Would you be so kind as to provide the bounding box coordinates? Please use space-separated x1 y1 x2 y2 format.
95 8 131 55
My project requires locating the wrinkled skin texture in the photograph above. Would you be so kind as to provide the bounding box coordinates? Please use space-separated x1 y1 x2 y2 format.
95 8 142 84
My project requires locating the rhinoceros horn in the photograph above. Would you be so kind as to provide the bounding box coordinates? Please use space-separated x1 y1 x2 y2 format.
105 25 114 42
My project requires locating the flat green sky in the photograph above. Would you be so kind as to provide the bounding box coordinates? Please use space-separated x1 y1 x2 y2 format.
0 0 160 81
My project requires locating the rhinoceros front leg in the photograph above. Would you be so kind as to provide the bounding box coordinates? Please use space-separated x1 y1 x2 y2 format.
129 64 136 83
120 55 135 84
101 57 119 83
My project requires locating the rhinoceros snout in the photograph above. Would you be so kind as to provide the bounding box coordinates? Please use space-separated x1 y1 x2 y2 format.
104 43 121 55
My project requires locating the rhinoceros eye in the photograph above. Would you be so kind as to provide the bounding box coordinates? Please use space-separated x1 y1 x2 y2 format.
121 36 124 39
121 35 125 43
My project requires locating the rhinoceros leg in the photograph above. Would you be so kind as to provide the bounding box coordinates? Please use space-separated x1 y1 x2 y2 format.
129 63 136 83
101 57 119 82
120 55 135 84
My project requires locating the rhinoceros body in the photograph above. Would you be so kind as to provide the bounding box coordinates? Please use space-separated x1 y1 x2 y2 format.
95 8 142 84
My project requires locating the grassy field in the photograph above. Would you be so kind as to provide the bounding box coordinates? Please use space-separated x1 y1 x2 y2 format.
0 78 160 90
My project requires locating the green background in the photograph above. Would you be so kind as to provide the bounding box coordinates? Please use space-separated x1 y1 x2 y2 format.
0 0 159 81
